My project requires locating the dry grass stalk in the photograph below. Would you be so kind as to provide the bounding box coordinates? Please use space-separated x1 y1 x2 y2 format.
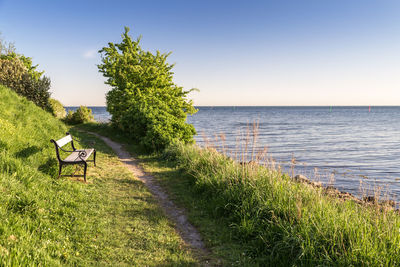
199 120 395 208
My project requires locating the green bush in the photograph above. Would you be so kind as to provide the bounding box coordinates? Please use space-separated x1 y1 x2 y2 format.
49 98 66 118
98 27 197 151
18 73 51 110
0 57 25 91
0 54 51 110
0 36 50 110
64 106 94 124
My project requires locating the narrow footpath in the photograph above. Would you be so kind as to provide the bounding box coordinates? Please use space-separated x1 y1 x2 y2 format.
85 131 211 260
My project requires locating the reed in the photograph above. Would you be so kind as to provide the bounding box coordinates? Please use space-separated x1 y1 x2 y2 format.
162 122 400 265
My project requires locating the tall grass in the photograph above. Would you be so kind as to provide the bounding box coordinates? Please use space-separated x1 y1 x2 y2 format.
0 85 196 265
79 119 400 265
163 132 400 265
202 122 396 204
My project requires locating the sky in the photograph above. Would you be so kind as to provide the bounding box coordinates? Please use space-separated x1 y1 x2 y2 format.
0 0 400 106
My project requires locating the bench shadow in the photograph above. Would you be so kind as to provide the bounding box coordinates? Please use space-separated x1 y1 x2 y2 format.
38 157 58 177
0 140 7 150
15 145 42 158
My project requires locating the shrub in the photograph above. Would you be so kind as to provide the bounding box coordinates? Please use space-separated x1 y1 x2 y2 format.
49 98 66 118
0 54 51 110
18 73 51 110
0 36 51 111
64 106 94 124
0 57 26 90
98 27 197 151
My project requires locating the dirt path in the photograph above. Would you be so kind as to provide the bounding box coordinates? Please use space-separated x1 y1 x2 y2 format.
85 131 210 260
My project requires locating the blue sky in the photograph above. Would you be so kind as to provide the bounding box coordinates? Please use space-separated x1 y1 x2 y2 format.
1 0 400 106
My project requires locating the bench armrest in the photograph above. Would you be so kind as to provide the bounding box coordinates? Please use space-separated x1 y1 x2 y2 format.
66 132 95 150
78 150 88 161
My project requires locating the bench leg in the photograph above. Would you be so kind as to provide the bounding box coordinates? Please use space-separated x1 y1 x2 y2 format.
94 149 96 167
58 164 63 178
83 162 88 182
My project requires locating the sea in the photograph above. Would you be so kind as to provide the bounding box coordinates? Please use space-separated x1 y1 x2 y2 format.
66 106 400 200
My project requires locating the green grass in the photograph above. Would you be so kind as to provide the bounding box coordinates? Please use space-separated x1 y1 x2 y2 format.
0 85 197 265
136 154 256 266
79 122 400 266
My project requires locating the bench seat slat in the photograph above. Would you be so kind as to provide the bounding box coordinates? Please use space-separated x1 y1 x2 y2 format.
64 149 94 162
56 135 72 147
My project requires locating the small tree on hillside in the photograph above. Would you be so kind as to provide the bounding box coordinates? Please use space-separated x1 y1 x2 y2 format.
98 27 197 151
0 35 51 110
0 56 51 110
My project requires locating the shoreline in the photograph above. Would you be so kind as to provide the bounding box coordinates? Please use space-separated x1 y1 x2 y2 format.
293 174 397 211
91 117 400 208
78 122 400 265
84 105 400 204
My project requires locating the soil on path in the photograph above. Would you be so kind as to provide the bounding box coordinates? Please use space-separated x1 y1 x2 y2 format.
85 131 212 262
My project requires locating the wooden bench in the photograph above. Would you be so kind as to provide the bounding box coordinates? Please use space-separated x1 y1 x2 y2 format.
50 132 96 182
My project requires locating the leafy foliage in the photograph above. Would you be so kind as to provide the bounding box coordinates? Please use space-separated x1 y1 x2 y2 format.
0 57 25 90
18 72 51 110
64 106 94 124
49 98 66 118
98 27 197 151
18 54 45 81
0 36 51 110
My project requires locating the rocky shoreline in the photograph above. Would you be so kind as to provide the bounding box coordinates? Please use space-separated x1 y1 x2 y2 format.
293 174 396 211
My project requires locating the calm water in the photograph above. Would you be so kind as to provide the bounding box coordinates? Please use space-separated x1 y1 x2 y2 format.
67 106 400 198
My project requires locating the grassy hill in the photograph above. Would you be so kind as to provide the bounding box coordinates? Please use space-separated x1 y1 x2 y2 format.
0 85 197 265
0 85 78 264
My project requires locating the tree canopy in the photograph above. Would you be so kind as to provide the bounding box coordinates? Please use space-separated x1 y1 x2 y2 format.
98 27 197 151
0 35 51 110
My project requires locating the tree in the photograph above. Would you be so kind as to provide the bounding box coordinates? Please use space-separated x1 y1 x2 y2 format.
98 27 197 151
0 35 51 110
0 55 51 110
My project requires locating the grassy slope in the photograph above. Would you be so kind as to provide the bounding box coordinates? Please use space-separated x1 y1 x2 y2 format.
80 122 400 266
0 85 196 265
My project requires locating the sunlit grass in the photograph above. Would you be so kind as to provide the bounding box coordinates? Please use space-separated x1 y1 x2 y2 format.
162 143 400 265
0 85 196 265
80 121 400 266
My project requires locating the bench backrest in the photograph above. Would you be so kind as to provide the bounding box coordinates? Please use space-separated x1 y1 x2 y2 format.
55 135 72 147
50 133 77 162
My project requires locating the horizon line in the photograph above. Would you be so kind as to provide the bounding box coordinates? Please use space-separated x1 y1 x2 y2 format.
64 105 400 107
